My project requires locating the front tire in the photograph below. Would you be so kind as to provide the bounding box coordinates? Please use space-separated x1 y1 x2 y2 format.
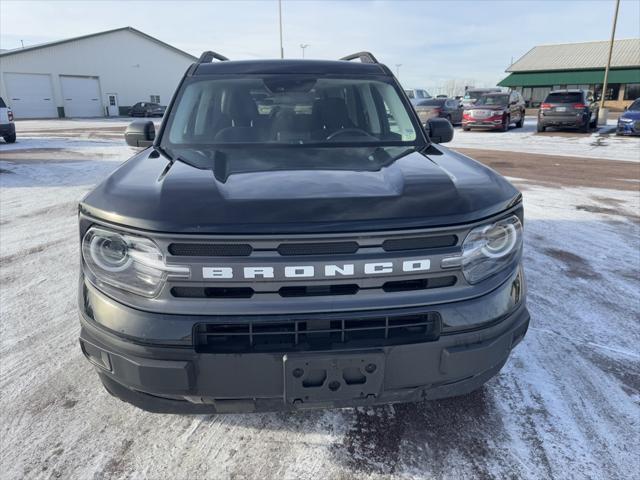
3 133 16 143
501 115 510 132
537 122 545 133
581 118 590 133
515 110 524 128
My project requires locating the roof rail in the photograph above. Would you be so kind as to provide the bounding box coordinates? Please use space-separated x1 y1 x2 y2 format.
197 51 229 63
340 51 379 64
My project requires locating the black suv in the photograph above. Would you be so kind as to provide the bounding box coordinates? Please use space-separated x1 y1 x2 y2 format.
537 89 599 132
78 52 529 413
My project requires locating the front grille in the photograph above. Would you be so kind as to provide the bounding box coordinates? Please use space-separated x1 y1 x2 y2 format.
382 275 456 292
278 242 359 256
382 235 457 251
170 275 456 299
171 286 254 299
169 243 252 257
194 312 441 352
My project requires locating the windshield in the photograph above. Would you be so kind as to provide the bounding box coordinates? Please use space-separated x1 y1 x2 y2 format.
463 91 486 101
163 75 419 149
475 94 509 106
627 99 640 111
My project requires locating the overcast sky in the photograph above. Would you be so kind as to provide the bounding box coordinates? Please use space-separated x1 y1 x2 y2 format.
1 0 639 89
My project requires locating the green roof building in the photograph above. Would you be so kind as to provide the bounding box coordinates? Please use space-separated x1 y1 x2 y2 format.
498 39 640 110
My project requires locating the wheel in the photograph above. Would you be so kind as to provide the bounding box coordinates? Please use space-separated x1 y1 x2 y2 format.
581 118 590 133
501 115 510 132
3 133 16 143
536 122 545 133
515 110 524 128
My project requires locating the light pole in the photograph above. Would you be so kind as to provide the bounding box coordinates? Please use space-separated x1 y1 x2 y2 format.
395 64 402 79
600 0 620 111
300 44 309 58
278 0 284 59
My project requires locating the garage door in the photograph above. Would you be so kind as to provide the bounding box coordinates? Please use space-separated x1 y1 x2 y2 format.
60 76 103 117
4 73 58 118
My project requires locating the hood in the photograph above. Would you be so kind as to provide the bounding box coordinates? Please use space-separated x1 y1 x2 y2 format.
620 110 640 120
81 146 521 234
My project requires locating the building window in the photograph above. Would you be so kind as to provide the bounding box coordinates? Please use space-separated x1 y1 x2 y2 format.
150 95 160 103
624 83 640 100
594 84 620 101
530 87 551 107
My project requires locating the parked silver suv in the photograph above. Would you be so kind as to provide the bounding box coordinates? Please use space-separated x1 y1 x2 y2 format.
0 97 16 143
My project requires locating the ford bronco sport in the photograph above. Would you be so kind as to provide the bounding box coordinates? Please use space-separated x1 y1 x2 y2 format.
78 51 529 413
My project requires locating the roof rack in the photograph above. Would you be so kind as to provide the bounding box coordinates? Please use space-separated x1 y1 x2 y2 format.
197 51 229 63
340 51 379 64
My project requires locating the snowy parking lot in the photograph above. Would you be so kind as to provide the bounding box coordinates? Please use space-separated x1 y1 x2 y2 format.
1 119 639 479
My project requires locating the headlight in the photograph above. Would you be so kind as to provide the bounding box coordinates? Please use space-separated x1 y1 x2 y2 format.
82 227 189 297
492 110 504 116
442 215 523 284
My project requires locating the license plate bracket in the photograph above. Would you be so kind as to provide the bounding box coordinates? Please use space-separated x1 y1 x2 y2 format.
283 352 385 407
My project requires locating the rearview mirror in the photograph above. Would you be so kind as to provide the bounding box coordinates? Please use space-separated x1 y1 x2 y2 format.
426 117 454 144
125 120 155 147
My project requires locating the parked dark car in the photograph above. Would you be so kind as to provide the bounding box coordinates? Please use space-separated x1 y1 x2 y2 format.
129 102 166 117
78 51 528 414
414 98 463 125
537 89 598 133
462 91 525 131
404 88 432 106
616 98 640 136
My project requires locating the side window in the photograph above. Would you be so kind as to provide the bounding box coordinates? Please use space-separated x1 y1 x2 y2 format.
150 95 161 103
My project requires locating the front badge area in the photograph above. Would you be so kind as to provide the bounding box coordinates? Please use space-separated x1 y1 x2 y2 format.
202 259 431 280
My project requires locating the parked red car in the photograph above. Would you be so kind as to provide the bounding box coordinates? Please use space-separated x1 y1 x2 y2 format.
462 91 525 132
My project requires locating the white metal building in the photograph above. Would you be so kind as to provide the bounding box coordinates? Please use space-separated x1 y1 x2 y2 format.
0 27 197 119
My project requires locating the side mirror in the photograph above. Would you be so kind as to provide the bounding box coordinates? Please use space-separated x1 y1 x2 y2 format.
426 117 454 144
125 120 155 147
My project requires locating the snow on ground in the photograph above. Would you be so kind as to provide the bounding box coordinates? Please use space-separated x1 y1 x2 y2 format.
449 118 640 162
1 129 639 479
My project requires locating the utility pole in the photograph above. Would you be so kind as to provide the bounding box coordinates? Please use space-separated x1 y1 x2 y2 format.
278 0 284 59
600 0 620 111
395 64 402 78
300 44 309 58
20 40 24 48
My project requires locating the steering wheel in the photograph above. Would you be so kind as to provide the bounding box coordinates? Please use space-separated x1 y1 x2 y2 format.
326 128 376 141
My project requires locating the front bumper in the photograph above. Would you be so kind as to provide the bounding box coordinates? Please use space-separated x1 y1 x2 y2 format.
0 122 15 136
462 117 504 129
79 268 529 413
616 121 640 135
